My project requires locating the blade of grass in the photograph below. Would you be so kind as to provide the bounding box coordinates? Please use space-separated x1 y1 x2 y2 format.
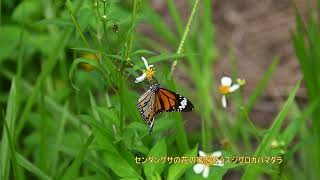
16 154 52 180
1 78 19 180
166 0 183 35
3 117 20 180
89 91 102 122
143 6 177 45
245 57 280 112
242 80 301 179
292 5 320 176
198 0 217 153
61 134 94 180
282 100 319 144
50 102 69 176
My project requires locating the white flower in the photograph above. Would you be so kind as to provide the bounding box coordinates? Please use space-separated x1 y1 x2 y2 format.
193 150 224 178
218 76 243 108
135 57 155 83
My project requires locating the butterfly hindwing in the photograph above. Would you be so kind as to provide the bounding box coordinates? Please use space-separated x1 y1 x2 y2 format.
137 84 159 133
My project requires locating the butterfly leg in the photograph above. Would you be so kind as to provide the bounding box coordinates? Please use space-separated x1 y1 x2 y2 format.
148 117 155 135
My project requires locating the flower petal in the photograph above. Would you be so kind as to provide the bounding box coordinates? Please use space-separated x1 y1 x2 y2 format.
229 84 240 93
221 95 227 108
135 73 146 83
193 164 204 174
221 76 232 86
141 57 149 69
199 150 206 157
212 151 222 157
202 166 210 178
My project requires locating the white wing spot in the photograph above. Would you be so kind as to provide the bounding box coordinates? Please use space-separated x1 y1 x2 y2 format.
178 98 188 110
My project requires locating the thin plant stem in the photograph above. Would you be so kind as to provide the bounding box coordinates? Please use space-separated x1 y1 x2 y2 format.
170 0 199 77
66 0 90 48
124 0 138 62
120 0 139 131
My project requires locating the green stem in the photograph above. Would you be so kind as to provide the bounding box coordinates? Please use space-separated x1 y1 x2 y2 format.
124 0 138 61
66 0 90 48
241 108 261 143
170 0 199 76
39 81 48 172
0 0 2 25
119 0 139 131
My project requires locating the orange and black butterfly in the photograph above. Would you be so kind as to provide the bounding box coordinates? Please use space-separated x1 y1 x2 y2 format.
137 83 194 134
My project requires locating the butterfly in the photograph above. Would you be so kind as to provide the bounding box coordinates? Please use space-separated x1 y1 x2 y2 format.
137 83 194 134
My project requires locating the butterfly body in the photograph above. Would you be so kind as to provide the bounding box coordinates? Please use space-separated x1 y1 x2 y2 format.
137 83 194 133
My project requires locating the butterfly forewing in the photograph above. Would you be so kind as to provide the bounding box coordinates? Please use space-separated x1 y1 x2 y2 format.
158 88 194 112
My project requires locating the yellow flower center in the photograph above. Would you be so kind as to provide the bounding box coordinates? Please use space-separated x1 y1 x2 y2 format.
145 67 156 81
219 85 230 94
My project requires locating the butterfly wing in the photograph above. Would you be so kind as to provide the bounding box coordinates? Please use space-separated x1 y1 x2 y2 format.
137 84 194 134
137 87 157 133
157 88 194 112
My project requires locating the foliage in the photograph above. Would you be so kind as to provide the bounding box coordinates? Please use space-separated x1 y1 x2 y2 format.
0 0 318 179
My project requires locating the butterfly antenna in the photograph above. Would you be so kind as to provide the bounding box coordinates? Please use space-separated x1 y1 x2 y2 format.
154 78 159 85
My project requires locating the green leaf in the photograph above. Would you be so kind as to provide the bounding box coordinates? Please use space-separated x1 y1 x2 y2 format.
144 139 167 178
0 26 22 61
136 53 188 68
61 134 94 180
208 166 228 180
93 128 141 179
12 0 41 23
167 144 198 180
132 49 156 56
103 150 141 178
16 154 52 180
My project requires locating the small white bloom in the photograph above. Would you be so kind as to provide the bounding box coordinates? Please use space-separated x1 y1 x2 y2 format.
218 76 243 108
193 150 224 178
135 57 155 83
